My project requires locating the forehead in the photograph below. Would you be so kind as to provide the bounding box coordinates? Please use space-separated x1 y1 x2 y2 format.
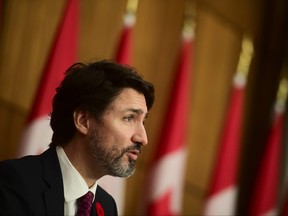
108 88 148 113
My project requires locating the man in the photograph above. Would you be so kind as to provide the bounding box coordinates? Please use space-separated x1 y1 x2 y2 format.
0 60 155 216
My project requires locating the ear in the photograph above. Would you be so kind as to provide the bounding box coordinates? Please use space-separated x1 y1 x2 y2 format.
73 109 90 135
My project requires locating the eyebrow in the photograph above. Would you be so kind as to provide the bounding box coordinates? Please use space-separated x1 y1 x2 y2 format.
127 108 149 118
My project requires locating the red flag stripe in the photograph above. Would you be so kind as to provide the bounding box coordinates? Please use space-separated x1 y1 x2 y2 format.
116 13 135 64
203 73 246 215
153 36 192 162
27 0 78 122
18 0 78 156
249 109 284 215
208 82 245 194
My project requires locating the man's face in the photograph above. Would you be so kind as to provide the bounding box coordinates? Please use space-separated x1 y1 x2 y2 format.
87 88 149 177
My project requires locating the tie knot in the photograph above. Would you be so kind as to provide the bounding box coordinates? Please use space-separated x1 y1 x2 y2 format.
77 191 94 216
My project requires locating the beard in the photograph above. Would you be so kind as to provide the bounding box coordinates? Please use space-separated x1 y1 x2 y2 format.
87 127 141 178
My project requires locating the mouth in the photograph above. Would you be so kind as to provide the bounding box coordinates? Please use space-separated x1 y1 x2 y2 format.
126 149 140 161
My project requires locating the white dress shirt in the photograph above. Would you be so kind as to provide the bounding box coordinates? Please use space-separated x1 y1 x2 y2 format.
56 146 98 216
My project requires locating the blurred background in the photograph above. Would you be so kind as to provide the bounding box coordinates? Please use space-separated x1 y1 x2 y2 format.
0 0 288 215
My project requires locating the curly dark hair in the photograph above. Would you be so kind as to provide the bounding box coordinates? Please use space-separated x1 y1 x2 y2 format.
49 60 155 147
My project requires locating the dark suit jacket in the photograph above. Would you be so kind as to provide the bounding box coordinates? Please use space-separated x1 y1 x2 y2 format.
0 147 118 216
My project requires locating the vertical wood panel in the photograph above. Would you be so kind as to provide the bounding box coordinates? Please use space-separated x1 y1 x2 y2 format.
0 0 65 110
79 0 126 61
0 106 8 158
0 105 25 159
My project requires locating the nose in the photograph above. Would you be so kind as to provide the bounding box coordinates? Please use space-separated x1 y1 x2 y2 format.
132 123 148 146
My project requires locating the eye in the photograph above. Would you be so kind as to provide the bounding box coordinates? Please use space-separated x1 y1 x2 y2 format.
124 115 134 122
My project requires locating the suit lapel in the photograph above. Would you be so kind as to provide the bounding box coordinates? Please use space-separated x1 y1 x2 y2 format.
94 186 118 216
42 147 65 215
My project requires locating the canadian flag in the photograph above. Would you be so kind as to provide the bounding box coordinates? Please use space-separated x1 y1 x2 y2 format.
98 8 136 216
115 10 135 64
18 0 78 156
203 72 246 216
203 37 253 216
142 21 194 216
249 79 287 216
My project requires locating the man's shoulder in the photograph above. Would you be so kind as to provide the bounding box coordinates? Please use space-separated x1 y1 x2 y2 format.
0 147 57 181
0 154 40 170
0 154 42 184
0 148 63 215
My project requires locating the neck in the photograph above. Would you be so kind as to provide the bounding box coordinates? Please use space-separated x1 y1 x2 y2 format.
62 139 101 187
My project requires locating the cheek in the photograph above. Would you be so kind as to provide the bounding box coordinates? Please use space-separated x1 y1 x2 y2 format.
111 129 130 143
110 126 133 145
102 119 134 146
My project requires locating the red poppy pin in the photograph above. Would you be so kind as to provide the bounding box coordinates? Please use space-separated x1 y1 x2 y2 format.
96 202 105 216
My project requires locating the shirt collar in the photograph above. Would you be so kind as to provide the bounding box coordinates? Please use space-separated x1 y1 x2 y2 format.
56 146 98 203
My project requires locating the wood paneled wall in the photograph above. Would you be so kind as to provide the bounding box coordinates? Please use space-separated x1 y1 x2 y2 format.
0 0 286 215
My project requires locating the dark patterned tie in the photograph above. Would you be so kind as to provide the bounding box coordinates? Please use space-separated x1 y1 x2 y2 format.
77 191 94 216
